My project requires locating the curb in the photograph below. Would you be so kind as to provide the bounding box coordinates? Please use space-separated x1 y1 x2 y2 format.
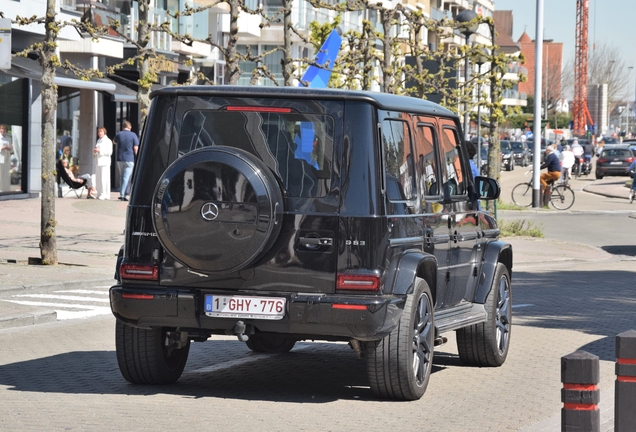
0 278 116 297
0 308 57 330
583 183 630 200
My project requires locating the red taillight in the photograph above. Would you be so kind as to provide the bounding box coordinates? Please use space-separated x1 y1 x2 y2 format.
597 158 607 163
627 157 634 163
120 263 159 281
336 274 380 291
121 293 155 300
332 304 368 310
226 106 292 113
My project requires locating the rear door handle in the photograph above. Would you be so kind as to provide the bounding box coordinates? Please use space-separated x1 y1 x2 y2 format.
299 237 333 247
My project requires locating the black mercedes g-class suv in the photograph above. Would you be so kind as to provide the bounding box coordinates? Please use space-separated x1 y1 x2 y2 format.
110 86 512 401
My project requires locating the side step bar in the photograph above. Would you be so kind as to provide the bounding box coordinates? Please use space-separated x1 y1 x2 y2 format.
435 303 487 334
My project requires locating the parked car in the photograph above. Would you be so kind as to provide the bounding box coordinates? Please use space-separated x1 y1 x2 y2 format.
595 145 635 179
621 138 636 155
510 141 529 167
110 86 512 401
527 138 548 162
500 140 515 171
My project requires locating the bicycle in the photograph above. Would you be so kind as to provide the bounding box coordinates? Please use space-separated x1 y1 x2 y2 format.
511 171 575 210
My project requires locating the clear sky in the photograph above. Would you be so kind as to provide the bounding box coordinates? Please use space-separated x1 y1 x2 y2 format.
494 0 636 93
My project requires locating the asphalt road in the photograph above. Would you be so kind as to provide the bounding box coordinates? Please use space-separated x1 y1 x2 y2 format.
0 168 633 431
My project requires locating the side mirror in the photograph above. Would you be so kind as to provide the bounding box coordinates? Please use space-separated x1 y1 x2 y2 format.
474 176 500 200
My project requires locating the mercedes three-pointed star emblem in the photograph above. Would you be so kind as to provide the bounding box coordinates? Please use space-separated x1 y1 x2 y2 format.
200 202 220 221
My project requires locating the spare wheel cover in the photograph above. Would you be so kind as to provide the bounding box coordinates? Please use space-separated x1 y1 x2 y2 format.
153 147 284 274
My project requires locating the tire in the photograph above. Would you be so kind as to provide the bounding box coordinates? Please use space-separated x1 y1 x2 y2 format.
511 182 533 207
115 321 190 385
456 263 512 367
550 185 575 210
596 172 603 180
152 147 284 274
366 278 434 401
246 333 296 353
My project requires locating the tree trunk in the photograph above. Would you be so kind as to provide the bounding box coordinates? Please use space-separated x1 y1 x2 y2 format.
226 0 241 85
380 9 393 93
137 0 151 127
39 0 58 265
362 22 372 91
282 0 294 86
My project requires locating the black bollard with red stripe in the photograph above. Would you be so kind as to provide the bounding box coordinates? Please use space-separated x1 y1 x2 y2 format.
615 330 636 431
561 350 600 432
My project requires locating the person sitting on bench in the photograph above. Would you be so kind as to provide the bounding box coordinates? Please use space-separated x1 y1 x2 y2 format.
58 159 97 199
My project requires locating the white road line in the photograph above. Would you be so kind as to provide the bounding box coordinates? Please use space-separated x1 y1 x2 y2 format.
3 300 108 309
57 289 109 295
11 294 109 303
1 299 111 320
512 304 534 309
56 308 112 320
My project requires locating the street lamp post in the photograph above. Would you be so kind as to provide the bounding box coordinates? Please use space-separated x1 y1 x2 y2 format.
628 67 633 137
456 9 479 140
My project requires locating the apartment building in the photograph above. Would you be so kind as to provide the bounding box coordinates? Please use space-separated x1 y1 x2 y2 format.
493 10 527 108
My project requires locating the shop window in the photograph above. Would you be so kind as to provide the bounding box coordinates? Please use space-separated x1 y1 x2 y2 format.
0 77 24 193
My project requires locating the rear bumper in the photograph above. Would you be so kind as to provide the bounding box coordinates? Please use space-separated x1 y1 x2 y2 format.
596 167 630 176
110 286 405 341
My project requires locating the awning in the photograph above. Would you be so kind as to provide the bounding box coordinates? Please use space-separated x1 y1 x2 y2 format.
7 56 137 103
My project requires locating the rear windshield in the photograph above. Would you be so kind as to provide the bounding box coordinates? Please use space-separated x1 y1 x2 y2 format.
178 110 334 197
601 149 632 158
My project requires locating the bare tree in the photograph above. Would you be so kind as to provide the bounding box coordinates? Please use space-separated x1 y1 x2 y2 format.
562 42 631 115
39 0 59 265
7 6 108 264
588 42 631 113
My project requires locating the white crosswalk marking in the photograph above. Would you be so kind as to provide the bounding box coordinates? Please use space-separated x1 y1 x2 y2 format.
11 294 109 303
1 286 112 321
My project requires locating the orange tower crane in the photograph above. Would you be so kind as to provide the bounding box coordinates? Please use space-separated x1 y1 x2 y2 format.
573 0 593 135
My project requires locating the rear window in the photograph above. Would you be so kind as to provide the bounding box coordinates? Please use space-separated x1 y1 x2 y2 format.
602 149 632 158
178 110 334 197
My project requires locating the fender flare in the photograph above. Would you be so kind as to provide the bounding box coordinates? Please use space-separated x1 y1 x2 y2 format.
384 250 438 305
474 240 513 304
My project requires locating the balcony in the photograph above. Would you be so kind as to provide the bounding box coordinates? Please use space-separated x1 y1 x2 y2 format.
501 90 527 107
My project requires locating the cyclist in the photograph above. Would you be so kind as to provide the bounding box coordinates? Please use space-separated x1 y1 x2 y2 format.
540 145 562 207
571 139 584 176
560 145 575 184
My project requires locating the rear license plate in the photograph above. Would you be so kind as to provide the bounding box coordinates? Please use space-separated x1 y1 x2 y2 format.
610 161 622 165
204 295 286 320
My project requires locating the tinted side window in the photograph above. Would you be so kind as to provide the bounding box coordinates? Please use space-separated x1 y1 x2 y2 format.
414 124 439 198
382 119 414 202
440 127 466 196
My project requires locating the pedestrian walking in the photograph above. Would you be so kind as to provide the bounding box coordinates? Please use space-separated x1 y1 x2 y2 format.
113 121 139 201
93 127 113 200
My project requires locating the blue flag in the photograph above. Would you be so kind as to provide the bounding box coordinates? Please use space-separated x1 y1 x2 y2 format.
299 28 342 88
